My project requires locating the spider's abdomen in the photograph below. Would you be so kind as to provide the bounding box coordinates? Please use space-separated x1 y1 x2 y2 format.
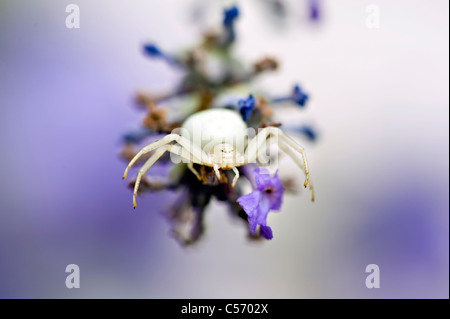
182 108 248 151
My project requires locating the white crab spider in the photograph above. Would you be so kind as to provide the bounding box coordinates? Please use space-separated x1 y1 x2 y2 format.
123 108 313 208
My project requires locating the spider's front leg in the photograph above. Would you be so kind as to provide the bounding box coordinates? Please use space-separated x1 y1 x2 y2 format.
244 127 311 190
123 134 179 180
131 143 206 208
278 143 315 201
132 145 171 208
123 133 211 180
125 134 211 208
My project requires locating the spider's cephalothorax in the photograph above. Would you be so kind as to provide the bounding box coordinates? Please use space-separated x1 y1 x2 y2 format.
123 108 313 208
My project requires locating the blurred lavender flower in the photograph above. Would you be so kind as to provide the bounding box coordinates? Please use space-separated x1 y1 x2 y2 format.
297 125 317 141
308 0 321 21
263 0 322 25
238 94 256 121
272 84 309 107
222 5 239 44
292 85 309 106
237 168 284 240
143 43 162 56
143 43 180 66
223 6 239 26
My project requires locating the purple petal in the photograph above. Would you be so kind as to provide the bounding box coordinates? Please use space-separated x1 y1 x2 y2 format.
268 192 283 210
253 167 272 190
238 169 285 238
248 215 258 234
256 195 271 226
260 225 273 240
237 191 263 235
267 171 283 210
237 191 261 218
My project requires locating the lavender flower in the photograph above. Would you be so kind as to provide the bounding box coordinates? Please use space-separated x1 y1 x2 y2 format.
292 85 309 106
237 168 284 240
143 43 180 66
238 94 256 121
308 0 321 21
255 0 322 26
223 6 239 30
272 84 309 107
222 6 240 44
143 43 162 57
297 125 317 141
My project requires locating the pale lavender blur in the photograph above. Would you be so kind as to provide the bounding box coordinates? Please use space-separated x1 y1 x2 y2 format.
0 0 448 298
